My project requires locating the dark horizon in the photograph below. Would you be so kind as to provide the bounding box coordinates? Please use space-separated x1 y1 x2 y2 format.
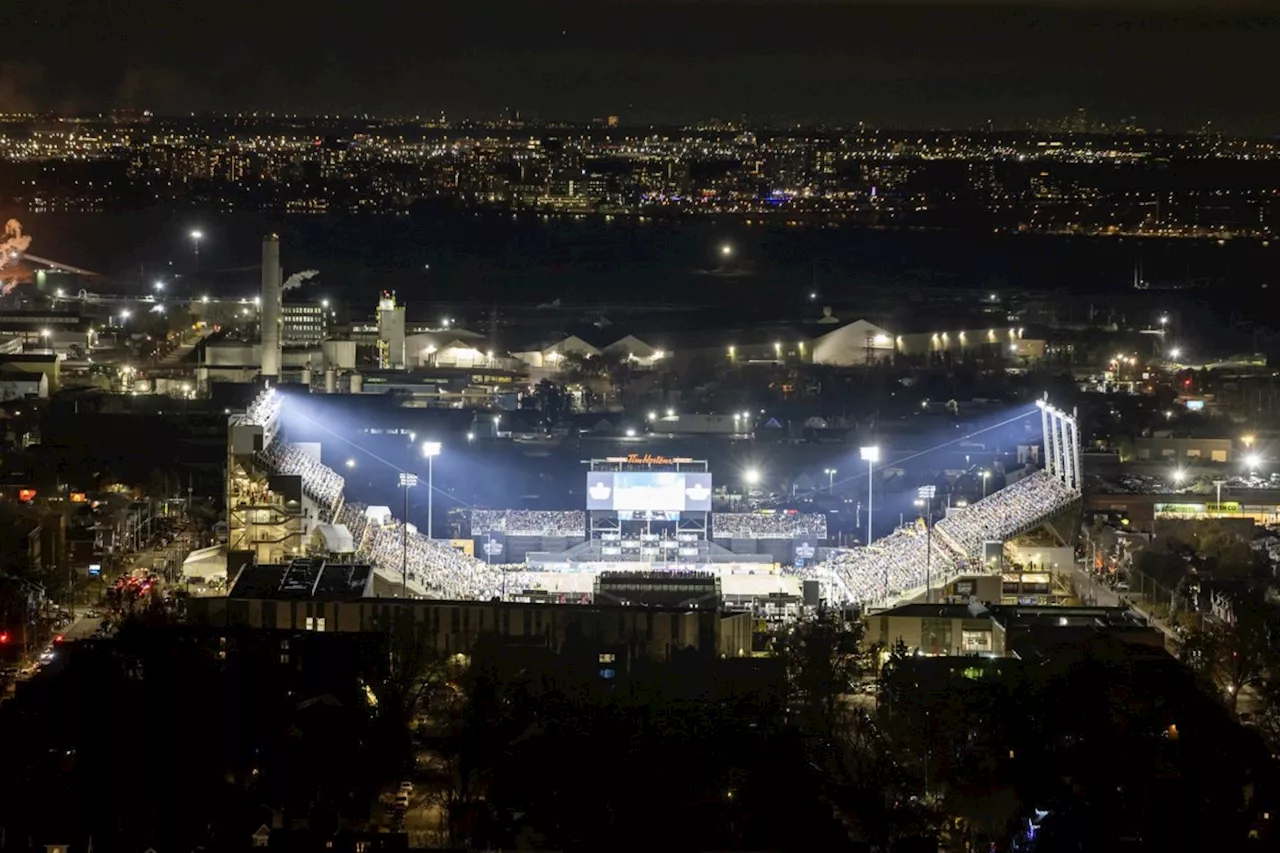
2 1 1278 135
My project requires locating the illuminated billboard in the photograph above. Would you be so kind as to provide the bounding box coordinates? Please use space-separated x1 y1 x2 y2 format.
586 472 713 512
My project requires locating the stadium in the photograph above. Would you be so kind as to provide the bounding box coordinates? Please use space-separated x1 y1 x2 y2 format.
219 385 1083 613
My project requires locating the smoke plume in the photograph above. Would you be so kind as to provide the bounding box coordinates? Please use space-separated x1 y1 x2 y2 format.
281 270 319 292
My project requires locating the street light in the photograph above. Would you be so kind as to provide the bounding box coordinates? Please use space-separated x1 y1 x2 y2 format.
860 445 880 547
421 442 441 540
1172 468 1187 486
720 243 733 257
1213 478 1228 513
824 468 837 490
1245 453 1262 472
1169 347 1181 359
398 472 419 596
153 280 165 292
918 484 937 603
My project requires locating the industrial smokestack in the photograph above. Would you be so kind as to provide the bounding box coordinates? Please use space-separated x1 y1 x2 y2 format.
260 234 282 379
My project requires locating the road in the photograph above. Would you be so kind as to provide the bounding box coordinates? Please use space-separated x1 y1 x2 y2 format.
1068 562 1177 642
1067 562 1262 717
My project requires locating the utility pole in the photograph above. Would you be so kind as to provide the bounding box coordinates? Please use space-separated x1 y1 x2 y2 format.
918 485 937 604
398 472 418 597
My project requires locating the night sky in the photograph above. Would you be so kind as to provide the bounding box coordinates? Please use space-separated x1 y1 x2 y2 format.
1 1 1276 133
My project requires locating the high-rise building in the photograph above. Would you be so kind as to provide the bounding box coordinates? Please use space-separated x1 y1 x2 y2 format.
281 301 329 344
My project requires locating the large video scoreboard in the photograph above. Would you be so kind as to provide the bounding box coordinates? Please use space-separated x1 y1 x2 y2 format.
585 471 713 512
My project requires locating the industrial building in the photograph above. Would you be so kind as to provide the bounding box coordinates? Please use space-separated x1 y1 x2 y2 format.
188 559 756 662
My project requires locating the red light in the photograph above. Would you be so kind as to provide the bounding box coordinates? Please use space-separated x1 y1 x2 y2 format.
54 635 64 644
0 633 9 644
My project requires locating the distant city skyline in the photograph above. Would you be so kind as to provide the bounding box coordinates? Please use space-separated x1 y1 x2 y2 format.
1 1 1277 135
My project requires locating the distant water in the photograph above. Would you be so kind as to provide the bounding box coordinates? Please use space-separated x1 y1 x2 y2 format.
12 209 1277 343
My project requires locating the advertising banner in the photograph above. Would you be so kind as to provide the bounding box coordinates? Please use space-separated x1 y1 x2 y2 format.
479 532 506 561
792 534 819 567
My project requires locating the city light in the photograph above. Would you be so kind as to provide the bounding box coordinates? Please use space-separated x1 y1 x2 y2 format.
743 468 760 485
421 441 442 458
1172 468 1186 484
1169 347 1181 359
720 243 733 257
1245 454 1262 470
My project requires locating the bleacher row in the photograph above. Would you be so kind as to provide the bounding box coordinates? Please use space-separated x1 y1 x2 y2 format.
339 503 536 600
238 387 283 447
794 469 1079 607
257 441 345 523
467 509 827 540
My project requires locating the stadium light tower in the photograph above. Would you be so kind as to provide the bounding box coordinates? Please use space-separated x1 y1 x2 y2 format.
917 485 937 603
398 472 419 597
860 445 880 545
189 230 203 266
422 442 442 540
824 468 837 491
981 470 990 499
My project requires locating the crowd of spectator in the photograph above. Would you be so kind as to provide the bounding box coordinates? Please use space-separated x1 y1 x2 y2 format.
791 469 1080 607
341 502 536 599
934 470 1079 557
469 510 586 536
713 512 827 539
336 502 370 548
809 525 960 607
258 441 345 522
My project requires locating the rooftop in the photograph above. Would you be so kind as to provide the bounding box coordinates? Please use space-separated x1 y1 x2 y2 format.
227 559 374 600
